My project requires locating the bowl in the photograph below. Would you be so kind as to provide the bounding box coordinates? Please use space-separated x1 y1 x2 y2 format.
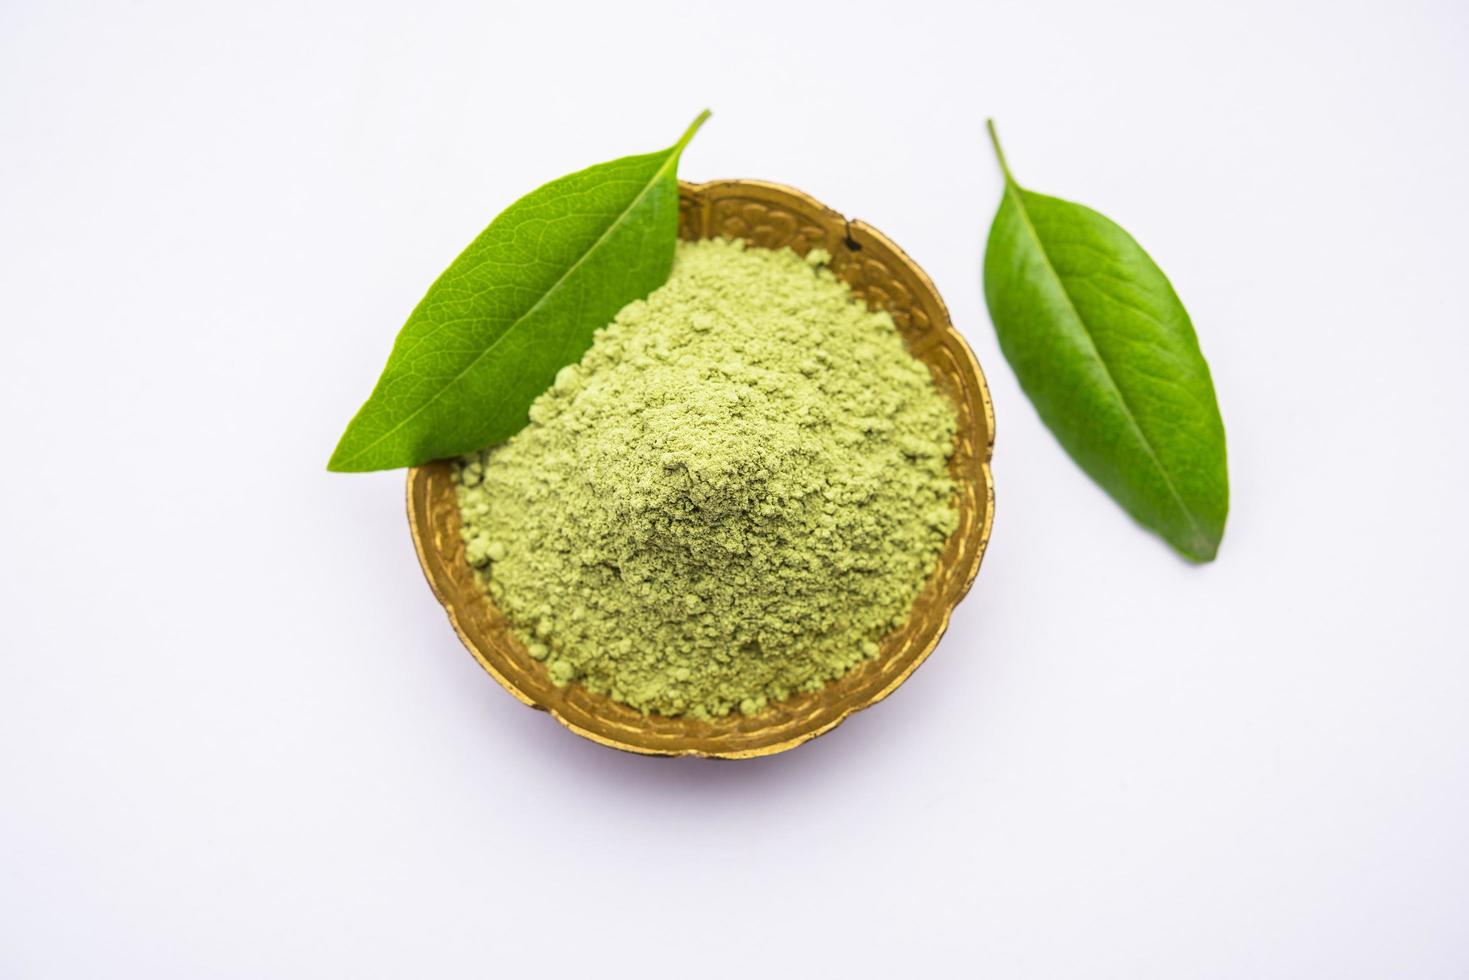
407 179 995 759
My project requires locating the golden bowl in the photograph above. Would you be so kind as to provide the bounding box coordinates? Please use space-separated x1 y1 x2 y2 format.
407 179 995 759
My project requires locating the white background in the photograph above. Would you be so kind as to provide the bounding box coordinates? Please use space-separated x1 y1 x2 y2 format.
3 1 1467 976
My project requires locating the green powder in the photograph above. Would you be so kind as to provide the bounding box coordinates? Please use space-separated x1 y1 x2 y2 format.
454 238 958 719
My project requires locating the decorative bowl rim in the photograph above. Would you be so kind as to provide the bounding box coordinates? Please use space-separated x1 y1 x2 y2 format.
406 177 996 759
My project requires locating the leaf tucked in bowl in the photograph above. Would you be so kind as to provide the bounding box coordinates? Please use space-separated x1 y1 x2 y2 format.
328 111 710 472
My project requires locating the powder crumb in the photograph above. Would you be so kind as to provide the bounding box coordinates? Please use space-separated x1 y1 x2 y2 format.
455 238 957 719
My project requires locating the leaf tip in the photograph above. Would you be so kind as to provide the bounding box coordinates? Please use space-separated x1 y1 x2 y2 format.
1176 529 1222 564
326 429 366 473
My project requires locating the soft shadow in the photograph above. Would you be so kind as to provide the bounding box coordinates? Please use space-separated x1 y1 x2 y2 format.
476 682 906 804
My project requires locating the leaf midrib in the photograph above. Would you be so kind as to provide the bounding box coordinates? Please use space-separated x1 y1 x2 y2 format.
1005 182 1210 552
334 153 679 468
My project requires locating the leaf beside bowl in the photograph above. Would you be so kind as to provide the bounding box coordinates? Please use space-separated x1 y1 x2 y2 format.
982 121 1228 562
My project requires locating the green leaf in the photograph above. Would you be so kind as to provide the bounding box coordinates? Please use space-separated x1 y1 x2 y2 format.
328 111 710 472
981 121 1228 562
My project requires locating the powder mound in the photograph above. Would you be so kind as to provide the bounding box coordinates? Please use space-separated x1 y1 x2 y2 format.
455 238 958 719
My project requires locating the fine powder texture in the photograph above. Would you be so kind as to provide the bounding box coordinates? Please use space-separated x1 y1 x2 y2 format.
454 238 958 718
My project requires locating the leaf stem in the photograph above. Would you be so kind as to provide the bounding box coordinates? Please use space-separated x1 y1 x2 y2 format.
986 118 1015 184
674 109 712 156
